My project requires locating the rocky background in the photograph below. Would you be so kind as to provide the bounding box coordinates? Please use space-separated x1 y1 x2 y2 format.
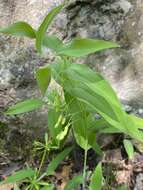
0 0 143 189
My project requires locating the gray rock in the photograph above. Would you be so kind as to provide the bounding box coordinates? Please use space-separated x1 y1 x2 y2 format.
134 173 143 190
124 104 133 113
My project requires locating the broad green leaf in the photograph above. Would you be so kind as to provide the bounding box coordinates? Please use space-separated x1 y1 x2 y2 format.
46 146 73 176
62 63 121 114
65 64 123 119
128 114 143 130
65 92 92 150
71 86 118 121
101 127 121 133
5 98 44 115
64 175 83 190
52 62 143 143
124 115 143 142
89 118 121 134
123 139 134 159
117 185 128 190
65 92 101 153
0 168 35 185
64 64 143 141
36 4 64 53
89 163 103 190
36 66 51 96
62 66 125 131
70 86 132 136
0 22 36 38
43 35 63 52
58 38 120 57
52 62 126 145
125 114 143 142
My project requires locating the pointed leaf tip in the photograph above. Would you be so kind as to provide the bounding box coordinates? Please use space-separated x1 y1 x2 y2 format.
36 4 64 53
5 98 44 115
0 22 36 38
58 38 120 57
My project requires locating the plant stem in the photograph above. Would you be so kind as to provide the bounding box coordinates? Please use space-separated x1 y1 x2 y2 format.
83 140 88 190
38 150 47 175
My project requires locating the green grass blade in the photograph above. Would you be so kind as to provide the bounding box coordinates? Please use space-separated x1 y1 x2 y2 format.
36 4 64 53
46 147 73 176
64 175 83 190
5 98 44 115
89 163 103 190
0 22 36 38
0 168 35 185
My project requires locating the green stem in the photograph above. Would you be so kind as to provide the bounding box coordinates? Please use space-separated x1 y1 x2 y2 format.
38 150 47 175
83 140 88 190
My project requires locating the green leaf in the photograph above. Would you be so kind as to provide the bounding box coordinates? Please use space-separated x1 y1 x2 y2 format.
47 90 66 145
128 114 143 130
52 62 125 149
40 184 54 190
52 62 143 143
88 133 103 155
65 93 92 150
62 64 125 128
101 127 121 134
5 98 44 115
0 22 36 38
36 4 64 53
43 35 63 52
46 147 73 176
58 38 120 57
125 114 143 142
48 108 63 143
123 139 134 159
117 185 128 190
64 64 143 140
89 163 103 190
64 175 83 190
0 168 35 185
36 66 51 96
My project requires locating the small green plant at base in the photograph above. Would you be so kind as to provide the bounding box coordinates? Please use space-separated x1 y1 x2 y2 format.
1 2 143 189
117 186 128 190
89 163 103 190
0 147 72 189
123 139 134 160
